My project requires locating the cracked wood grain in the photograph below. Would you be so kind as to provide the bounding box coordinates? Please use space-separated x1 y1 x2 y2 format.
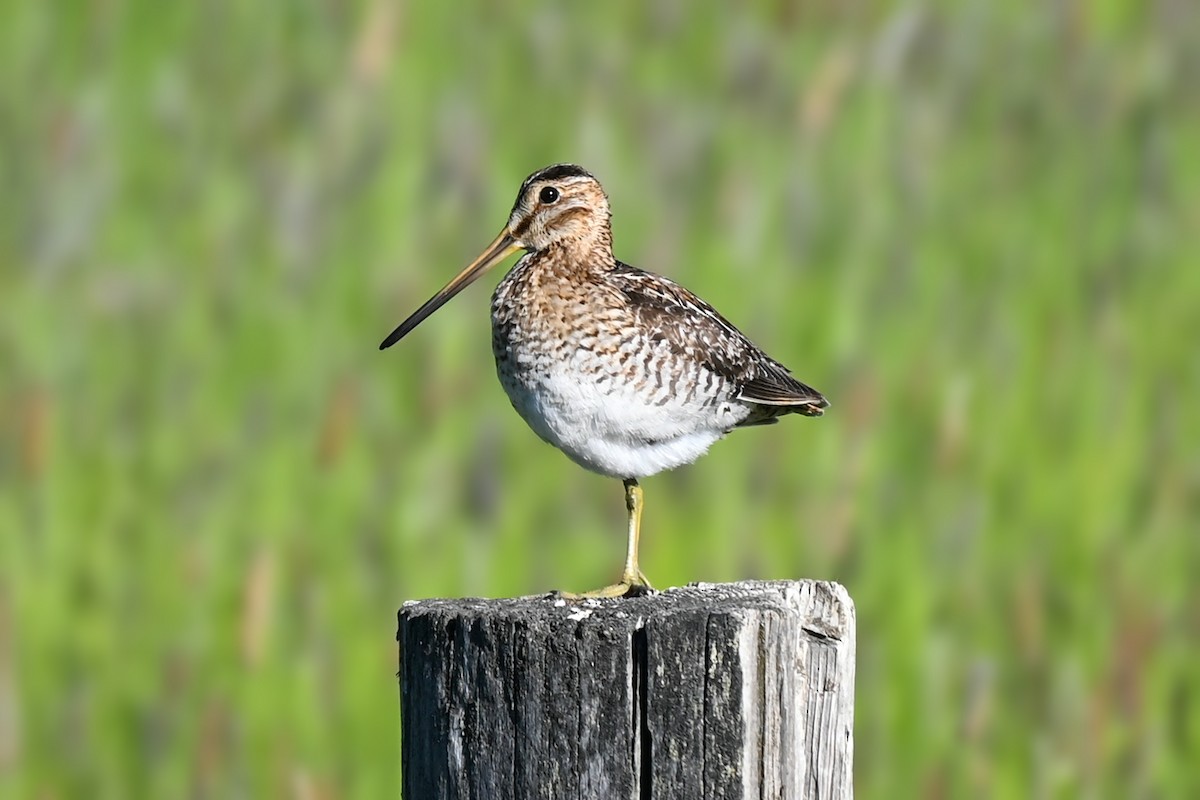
398 580 854 799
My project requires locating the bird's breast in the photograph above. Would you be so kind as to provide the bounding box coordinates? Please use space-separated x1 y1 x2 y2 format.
489 270 749 478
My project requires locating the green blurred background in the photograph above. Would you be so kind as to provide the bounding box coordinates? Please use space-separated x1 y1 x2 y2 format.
2 1 1198 797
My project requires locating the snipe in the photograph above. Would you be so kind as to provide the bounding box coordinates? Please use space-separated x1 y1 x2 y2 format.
380 164 827 597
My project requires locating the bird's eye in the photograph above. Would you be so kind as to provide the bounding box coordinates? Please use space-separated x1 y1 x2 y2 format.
539 186 560 204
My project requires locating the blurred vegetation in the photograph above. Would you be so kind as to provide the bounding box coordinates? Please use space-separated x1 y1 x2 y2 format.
2 0 1198 797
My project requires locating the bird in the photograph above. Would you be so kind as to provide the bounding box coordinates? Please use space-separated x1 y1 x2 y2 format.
380 164 827 598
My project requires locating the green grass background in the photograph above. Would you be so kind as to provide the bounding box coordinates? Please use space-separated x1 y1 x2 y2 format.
2 1 1198 797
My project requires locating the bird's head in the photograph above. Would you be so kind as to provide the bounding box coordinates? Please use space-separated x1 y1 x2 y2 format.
379 163 610 350
504 163 611 253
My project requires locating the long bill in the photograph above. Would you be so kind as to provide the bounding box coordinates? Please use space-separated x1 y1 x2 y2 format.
379 231 521 350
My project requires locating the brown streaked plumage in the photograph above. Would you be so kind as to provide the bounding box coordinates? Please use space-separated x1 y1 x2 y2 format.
380 163 828 597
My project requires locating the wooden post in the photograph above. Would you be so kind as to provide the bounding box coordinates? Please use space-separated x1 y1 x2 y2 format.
398 579 855 799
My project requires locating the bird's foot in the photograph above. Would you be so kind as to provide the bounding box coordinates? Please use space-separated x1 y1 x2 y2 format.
556 572 655 600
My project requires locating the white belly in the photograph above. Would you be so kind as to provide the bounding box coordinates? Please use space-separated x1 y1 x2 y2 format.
497 362 746 479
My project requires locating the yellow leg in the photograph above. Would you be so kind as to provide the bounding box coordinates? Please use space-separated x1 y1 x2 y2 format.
621 479 651 588
558 478 656 599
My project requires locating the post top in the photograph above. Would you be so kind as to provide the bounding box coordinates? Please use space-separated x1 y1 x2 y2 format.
398 579 853 642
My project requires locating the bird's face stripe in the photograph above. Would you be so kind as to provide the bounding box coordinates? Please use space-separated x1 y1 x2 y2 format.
516 175 597 208
519 163 594 195
508 172 609 251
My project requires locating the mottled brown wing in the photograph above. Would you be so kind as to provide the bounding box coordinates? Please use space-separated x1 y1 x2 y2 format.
608 262 828 415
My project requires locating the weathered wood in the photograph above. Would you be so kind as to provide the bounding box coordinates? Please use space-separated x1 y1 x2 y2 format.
398 580 855 799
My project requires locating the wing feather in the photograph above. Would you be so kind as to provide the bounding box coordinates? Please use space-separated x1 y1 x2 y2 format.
607 262 828 416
